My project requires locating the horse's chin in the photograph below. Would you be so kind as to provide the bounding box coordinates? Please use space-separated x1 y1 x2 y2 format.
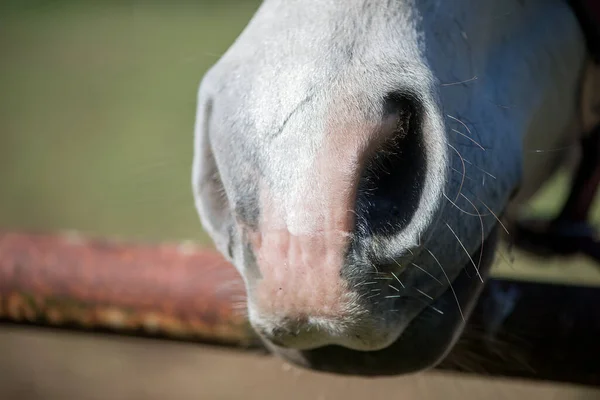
262 225 500 376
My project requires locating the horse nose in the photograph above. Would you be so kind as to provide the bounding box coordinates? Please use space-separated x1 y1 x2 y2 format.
246 93 427 351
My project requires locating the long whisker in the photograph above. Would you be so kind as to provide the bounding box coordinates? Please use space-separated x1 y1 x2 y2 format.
475 196 510 235
451 128 486 151
354 281 378 287
493 243 515 268
366 257 380 274
406 295 445 315
460 193 486 275
390 305 444 315
429 305 445 315
446 222 484 283
452 167 475 182
426 249 465 321
463 158 497 180
447 114 475 138
443 192 489 217
527 144 576 153
414 287 434 300
447 142 466 202
389 284 401 292
411 262 443 285
390 271 405 288
440 76 478 86
391 257 407 277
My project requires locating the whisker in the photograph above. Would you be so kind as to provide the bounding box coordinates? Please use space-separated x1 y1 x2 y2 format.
390 271 405 288
371 261 380 274
366 270 390 276
443 192 488 217
460 193 486 276
429 305 444 315
391 257 407 277
447 143 466 202
407 295 445 315
463 158 497 180
451 167 475 182
451 128 486 151
440 76 478 86
356 291 374 300
447 114 475 138
354 281 378 287
485 95 514 109
414 287 434 300
446 222 484 283
475 196 510 235
527 144 576 153
411 262 443 285
389 284 400 292
426 249 465 321
493 246 515 268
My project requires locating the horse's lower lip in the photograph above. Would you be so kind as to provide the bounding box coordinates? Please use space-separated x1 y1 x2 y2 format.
265 331 401 352
265 225 500 376
254 313 404 352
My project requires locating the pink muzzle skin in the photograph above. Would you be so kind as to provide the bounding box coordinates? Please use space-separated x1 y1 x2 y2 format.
244 116 400 349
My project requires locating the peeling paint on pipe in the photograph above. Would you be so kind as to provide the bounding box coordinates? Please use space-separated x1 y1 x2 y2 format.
0 231 259 347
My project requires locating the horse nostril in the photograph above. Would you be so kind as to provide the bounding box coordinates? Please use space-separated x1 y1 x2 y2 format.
355 92 427 237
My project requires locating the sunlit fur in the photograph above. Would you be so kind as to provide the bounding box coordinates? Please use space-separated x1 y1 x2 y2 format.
192 0 589 375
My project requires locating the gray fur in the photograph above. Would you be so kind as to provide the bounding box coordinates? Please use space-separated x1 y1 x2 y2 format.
192 0 588 374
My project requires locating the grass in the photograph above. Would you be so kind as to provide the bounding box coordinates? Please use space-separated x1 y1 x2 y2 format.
0 1 261 243
0 1 598 285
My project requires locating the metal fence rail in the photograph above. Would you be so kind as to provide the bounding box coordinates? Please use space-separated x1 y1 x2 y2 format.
1 231 598 387
0 231 258 347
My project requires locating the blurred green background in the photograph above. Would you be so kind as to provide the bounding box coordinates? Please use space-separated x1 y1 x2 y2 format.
0 0 599 286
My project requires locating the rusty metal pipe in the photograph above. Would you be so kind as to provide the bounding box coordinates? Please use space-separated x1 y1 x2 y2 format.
0 231 259 347
2 231 600 387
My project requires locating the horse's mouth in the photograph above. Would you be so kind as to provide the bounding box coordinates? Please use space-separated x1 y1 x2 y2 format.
263 225 499 376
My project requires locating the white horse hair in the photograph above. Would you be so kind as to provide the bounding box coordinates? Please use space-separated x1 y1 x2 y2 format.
192 0 596 375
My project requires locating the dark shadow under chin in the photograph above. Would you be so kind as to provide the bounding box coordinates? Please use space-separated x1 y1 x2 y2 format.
265 225 500 376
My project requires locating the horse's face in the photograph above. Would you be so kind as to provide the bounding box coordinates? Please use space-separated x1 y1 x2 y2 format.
193 0 585 375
